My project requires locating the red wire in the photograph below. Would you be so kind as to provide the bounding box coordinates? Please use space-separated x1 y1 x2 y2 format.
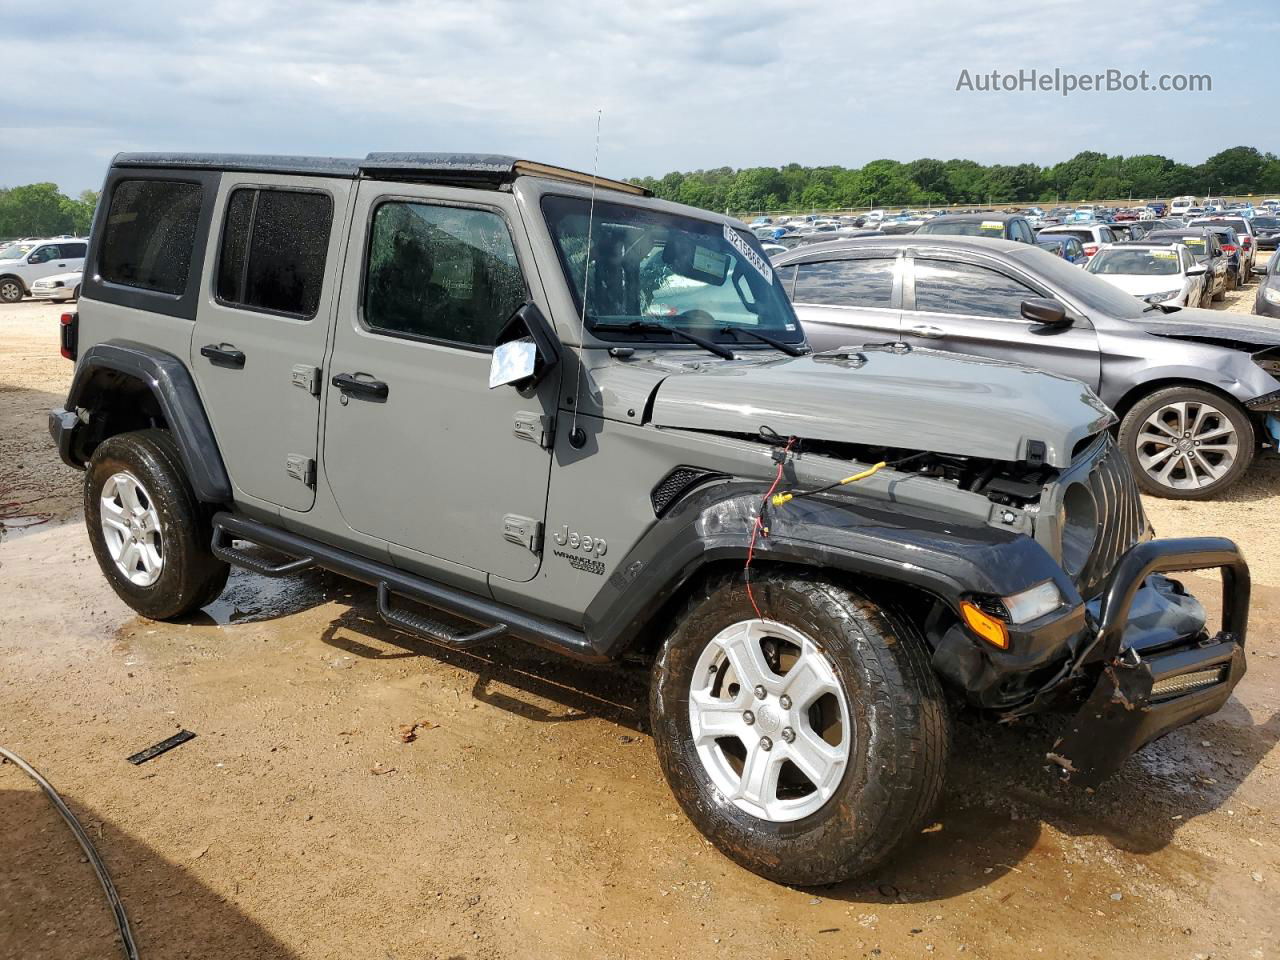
745 438 793 618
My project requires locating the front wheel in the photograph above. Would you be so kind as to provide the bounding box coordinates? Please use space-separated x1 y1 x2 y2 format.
1118 386 1254 499
0 277 23 303
85 429 229 619
650 572 949 885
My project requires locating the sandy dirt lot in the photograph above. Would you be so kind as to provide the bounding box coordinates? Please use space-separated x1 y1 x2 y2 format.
2 270 1278 960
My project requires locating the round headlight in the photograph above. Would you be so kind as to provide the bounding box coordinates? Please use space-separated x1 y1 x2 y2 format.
1058 482 1098 577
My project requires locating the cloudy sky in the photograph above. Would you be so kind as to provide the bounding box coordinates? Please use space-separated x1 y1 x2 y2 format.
5 0 1275 194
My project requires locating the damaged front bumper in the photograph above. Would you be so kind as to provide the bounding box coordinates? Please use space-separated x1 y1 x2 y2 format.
1048 537 1249 788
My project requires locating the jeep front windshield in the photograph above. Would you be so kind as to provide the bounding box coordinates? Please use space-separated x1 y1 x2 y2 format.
540 195 803 346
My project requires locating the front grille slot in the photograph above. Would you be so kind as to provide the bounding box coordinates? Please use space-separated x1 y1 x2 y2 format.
1076 440 1148 596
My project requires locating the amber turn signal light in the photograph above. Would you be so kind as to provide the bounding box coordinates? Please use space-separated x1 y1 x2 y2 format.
960 601 1009 650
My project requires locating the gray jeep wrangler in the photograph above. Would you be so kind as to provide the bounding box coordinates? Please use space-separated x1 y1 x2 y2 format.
51 153 1250 885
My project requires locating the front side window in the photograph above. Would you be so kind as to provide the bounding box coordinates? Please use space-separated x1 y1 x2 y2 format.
793 259 895 308
28 245 60 263
99 179 202 295
363 201 526 348
913 259 1037 318
216 187 333 319
541 195 802 345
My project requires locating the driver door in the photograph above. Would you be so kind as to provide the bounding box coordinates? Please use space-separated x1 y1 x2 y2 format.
322 182 559 584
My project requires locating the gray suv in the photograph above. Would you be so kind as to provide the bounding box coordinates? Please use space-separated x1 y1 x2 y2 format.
50 152 1250 886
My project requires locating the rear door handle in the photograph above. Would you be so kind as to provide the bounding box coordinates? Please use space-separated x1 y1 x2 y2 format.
200 342 246 369
909 324 944 339
332 372 389 403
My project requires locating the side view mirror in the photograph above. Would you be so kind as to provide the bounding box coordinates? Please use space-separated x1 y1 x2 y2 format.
1254 263 1269 277
489 302 561 390
1021 297 1072 329
1187 265 1207 276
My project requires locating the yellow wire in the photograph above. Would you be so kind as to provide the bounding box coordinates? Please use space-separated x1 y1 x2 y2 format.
771 461 887 507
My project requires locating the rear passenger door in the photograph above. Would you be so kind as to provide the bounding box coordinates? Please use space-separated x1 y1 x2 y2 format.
900 255 1101 390
783 253 902 350
190 174 353 512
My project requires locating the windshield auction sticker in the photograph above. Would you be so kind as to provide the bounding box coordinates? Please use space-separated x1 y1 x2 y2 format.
723 224 773 285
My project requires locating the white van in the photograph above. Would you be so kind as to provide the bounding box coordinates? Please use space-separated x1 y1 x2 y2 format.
1169 196 1199 217
0 238 89 303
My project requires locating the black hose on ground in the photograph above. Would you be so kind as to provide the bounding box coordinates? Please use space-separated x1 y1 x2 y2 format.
0 746 139 960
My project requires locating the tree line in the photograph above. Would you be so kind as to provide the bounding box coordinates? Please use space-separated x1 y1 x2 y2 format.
0 183 98 239
630 146 1280 215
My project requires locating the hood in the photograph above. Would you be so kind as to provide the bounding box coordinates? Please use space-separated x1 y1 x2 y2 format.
632 348 1114 468
1134 307 1280 349
1096 274 1186 297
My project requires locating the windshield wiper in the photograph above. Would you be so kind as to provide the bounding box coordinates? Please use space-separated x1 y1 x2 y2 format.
720 325 809 357
590 320 736 360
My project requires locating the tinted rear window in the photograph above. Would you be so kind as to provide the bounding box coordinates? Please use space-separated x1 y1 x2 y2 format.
99 180 202 295
216 187 332 318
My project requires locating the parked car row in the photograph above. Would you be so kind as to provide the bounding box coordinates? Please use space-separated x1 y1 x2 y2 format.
0 236 87 303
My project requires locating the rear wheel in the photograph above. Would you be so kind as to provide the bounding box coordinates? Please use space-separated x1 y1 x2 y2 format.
650 572 949 885
1119 386 1254 499
85 429 229 619
0 277 23 303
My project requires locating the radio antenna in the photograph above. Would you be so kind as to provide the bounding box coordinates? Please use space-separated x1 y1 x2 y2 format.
569 108 602 443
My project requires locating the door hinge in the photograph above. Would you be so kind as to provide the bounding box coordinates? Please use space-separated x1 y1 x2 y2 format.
286 454 316 487
513 411 554 449
291 364 322 396
502 514 542 554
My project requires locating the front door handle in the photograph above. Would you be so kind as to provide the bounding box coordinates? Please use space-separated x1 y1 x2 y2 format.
332 372 389 403
908 324 944 339
200 342 246 369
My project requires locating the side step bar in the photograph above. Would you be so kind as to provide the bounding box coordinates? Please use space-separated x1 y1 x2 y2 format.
210 513 607 664
377 583 508 649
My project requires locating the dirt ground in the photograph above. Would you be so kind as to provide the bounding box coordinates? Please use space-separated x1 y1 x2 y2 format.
1 269 1278 960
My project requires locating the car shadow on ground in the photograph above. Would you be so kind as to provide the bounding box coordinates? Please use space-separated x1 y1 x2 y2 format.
0 783 299 959
308 585 1279 902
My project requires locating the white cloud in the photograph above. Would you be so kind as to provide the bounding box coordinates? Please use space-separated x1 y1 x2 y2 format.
2 0 1272 193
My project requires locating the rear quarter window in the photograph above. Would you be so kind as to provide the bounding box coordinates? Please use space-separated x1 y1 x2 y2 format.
99 179 202 295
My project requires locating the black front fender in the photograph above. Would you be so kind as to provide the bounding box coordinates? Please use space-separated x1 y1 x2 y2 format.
50 340 232 503
583 479 1075 658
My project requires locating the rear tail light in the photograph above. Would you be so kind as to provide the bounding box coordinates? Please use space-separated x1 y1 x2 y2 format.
1084 244 1099 256
59 312 78 361
1222 244 1237 254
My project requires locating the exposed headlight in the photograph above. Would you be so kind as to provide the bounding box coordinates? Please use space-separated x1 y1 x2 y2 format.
1264 287 1280 305
1002 581 1065 624
1143 289 1182 303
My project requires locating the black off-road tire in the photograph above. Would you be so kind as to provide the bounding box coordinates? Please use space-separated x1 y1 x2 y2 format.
0 276 23 303
85 429 229 619
1119 386 1254 500
650 571 949 886
72 284 81 302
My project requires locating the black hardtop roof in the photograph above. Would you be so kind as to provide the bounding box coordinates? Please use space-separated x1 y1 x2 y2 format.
111 152 650 195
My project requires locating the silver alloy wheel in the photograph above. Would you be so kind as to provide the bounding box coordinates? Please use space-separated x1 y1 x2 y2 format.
0 279 21 302
1135 399 1238 490
100 471 164 587
688 619 850 822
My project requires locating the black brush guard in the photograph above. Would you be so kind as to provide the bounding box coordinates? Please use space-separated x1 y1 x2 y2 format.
1048 537 1249 788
